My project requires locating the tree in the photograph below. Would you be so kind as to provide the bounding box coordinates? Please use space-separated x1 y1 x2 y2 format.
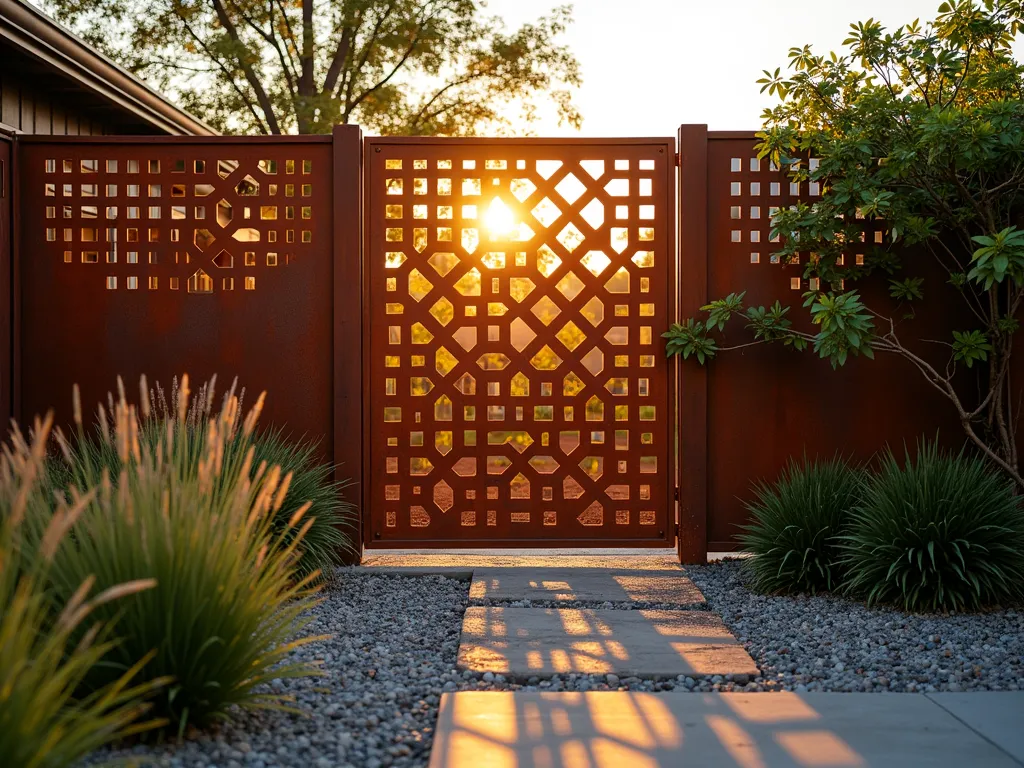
44 0 582 136
664 1 1024 486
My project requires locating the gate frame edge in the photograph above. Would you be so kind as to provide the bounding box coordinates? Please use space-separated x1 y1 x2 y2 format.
676 125 709 564
332 124 365 564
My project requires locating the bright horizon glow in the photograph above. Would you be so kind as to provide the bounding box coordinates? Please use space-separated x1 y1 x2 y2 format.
484 0 1024 136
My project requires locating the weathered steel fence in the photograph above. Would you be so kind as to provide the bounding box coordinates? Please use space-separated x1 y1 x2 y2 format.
0 125 973 562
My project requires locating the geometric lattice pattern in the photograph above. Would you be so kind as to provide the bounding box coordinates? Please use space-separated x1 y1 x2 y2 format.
368 140 672 544
41 153 318 292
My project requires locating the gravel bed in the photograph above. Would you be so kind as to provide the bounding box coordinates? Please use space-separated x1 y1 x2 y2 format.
688 559 1024 693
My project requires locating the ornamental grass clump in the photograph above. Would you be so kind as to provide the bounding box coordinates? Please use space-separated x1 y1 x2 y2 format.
48 376 354 582
1 414 166 767
43 376 327 734
842 441 1024 613
739 456 862 594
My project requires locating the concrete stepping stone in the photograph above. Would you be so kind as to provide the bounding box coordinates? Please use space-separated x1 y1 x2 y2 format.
927 692 1024 764
469 568 705 607
458 607 758 679
428 691 1022 768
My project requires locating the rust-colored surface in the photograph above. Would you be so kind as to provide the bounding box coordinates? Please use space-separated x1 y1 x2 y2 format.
17 137 334 453
0 136 11 432
700 135 967 550
364 138 675 547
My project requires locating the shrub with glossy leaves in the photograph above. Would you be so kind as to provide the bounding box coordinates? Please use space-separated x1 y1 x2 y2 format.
43 376 327 734
1 414 165 767
842 441 1024 612
739 456 861 594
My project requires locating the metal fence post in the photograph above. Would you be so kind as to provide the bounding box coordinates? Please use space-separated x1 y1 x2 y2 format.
676 124 708 564
332 124 364 564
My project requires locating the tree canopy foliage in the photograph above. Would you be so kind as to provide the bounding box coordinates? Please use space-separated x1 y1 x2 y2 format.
44 0 582 135
664 0 1024 484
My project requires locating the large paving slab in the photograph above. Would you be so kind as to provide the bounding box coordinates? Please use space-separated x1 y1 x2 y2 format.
458 607 758 678
428 691 1024 768
468 568 705 607
927 692 1024 764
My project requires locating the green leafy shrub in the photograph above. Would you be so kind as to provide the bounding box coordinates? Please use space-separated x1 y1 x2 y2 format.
738 456 861 594
842 441 1024 612
42 377 327 734
48 376 355 582
1 414 166 767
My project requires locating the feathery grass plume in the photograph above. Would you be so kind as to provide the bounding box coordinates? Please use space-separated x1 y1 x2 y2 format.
842 440 1024 612
738 456 862 594
47 375 355 581
41 379 330 735
1 414 166 767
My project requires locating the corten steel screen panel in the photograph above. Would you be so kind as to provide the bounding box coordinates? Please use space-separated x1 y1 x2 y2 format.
365 139 675 547
18 139 333 452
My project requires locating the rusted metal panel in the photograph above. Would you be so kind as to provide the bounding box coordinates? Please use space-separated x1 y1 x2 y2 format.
0 135 11 431
702 135 966 550
363 138 675 547
17 137 334 457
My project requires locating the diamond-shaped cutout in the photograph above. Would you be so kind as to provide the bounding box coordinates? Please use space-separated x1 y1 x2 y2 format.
461 228 479 254
454 267 482 296
563 371 586 396
216 199 232 228
531 295 562 326
578 500 604 526
511 178 537 203
491 431 535 453
580 160 605 180
564 475 585 499
580 296 605 326
586 395 604 420
435 431 453 456
537 245 562 278
605 266 630 294
510 472 530 499
581 347 604 376
436 346 459 376
454 371 476 393
194 228 215 252
410 377 434 395
411 457 435 476
235 174 259 196
605 377 628 396
217 160 238 179
513 222 536 242
487 456 513 475
556 321 587 351
580 199 604 229
579 456 604 481
611 227 628 254
530 344 563 371
434 480 453 512
510 277 536 302
529 455 560 474
555 271 585 301
453 457 477 477
556 223 585 253
428 252 460 277
554 172 587 204
632 250 655 268
231 228 260 242
385 251 407 268
510 372 530 396
187 268 213 294
410 322 434 344
478 353 511 370
212 249 233 268
531 197 561 228
429 297 455 326
453 326 478 351
580 250 611 277
560 431 581 455
408 268 433 301
509 317 537 352
536 160 562 179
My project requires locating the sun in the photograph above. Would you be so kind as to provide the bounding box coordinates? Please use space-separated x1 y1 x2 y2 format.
484 197 515 239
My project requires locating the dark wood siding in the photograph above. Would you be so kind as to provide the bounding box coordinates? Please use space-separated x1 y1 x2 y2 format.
0 65 112 136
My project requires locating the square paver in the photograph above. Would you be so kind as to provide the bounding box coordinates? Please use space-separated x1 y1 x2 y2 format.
469 568 705 606
428 691 1022 768
458 606 758 678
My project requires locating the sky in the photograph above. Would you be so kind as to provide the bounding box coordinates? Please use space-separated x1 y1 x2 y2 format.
485 0 1014 136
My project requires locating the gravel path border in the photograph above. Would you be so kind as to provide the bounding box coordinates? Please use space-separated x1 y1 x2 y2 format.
688 559 1024 693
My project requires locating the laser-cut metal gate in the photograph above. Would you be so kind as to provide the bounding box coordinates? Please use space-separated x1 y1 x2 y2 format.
365 138 675 547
